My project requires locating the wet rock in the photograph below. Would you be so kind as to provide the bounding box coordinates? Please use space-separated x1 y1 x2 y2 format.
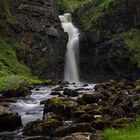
52 86 64 92
43 97 77 119
74 88 84 92
24 136 51 140
74 114 95 123
91 119 110 130
83 84 88 87
63 89 79 97
0 106 22 131
0 97 17 103
58 81 69 86
82 92 104 104
51 91 62 96
54 123 96 137
74 104 98 118
2 85 31 98
23 118 63 136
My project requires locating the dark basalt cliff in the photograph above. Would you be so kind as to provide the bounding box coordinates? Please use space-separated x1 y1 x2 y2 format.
74 0 140 82
0 0 66 80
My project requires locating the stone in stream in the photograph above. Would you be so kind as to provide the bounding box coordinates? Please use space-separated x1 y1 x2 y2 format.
2 85 31 98
50 91 62 96
52 86 64 92
0 105 22 131
63 88 79 97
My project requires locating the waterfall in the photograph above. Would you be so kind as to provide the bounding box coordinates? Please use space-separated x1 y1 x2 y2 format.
59 13 79 82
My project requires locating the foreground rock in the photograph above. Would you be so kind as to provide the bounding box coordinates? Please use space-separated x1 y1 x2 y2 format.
22 80 140 139
23 118 62 136
0 105 22 131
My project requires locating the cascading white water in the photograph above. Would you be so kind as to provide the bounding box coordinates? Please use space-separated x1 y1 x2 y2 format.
59 13 79 82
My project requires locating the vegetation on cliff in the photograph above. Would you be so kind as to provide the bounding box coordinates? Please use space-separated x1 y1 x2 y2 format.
58 0 92 12
0 40 43 92
111 29 140 68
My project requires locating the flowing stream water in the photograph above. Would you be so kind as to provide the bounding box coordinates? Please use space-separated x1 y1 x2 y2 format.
59 13 79 82
0 83 95 138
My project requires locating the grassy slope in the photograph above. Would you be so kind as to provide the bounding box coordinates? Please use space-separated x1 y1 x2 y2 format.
0 40 43 92
104 118 140 140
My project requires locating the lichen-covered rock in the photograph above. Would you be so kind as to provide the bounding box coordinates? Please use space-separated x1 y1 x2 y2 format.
53 123 96 137
60 132 100 140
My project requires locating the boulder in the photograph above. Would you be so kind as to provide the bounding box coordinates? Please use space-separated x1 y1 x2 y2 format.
43 97 77 119
0 106 22 131
82 92 104 104
63 89 79 97
23 118 63 136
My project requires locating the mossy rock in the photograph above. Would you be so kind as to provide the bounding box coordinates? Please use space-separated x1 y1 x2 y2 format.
23 118 63 136
43 97 77 119
82 92 104 104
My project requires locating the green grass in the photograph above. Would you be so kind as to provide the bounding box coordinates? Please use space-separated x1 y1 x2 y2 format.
0 40 30 77
0 40 46 92
58 0 92 12
104 118 140 140
0 75 45 92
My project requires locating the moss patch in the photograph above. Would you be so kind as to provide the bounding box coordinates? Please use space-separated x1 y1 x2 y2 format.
0 40 46 92
75 0 122 31
0 40 30 77
0 0 18 24
111 29 140 68
104 118 140 140
58 0 92 12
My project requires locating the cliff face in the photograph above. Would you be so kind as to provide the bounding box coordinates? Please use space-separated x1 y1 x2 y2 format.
74 0 140 82
0 0 66 80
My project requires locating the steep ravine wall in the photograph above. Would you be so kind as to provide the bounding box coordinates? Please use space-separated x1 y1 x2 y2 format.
73 0 140 82
0 0 66 81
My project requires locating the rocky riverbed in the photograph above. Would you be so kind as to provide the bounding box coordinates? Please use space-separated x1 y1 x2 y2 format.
0 80 140 140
